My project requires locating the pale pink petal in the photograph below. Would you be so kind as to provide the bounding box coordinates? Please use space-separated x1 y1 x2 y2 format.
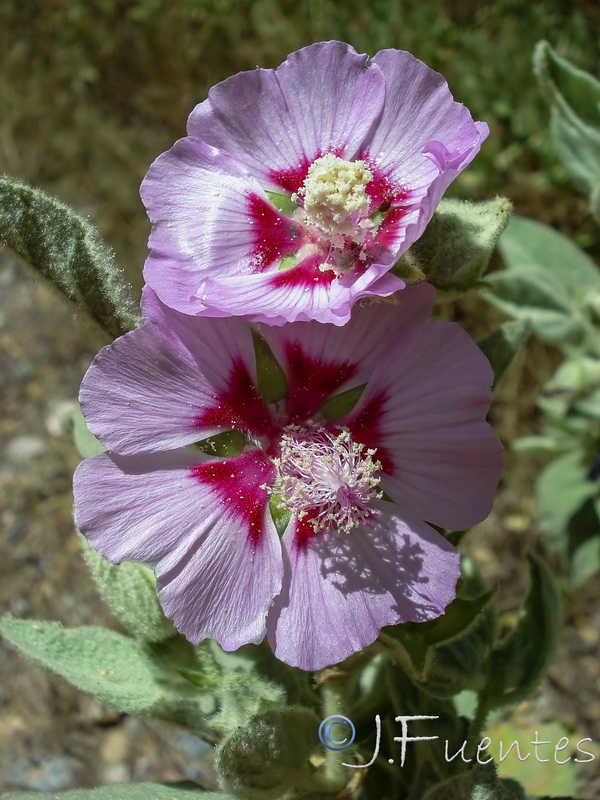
346 319 503 530
362 49 488 250
142 139 303 314
80 294 271 455
267 501 459 670
368 49 487 190
75 450 282 650
257 284 435 423
187 42 386 189
198 261 405 326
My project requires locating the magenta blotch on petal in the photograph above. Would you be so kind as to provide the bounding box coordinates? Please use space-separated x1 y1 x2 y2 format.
141 41 488 325
74 287 503 671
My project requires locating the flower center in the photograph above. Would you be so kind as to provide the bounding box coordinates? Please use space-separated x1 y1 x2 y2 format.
272 426 382 535
296 154 373 242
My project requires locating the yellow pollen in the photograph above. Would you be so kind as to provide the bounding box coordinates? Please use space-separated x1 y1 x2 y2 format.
297 154 373 239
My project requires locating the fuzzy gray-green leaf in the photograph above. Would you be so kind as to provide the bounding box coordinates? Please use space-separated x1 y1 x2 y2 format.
0 619 215 733
78 535 176 643
0 177 141 338
533 41 600 221
3 783 230 800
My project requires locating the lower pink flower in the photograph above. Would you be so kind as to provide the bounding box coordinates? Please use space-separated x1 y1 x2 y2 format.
73 285 503 671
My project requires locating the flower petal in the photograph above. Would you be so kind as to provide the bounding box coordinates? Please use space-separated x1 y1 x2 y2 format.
267 500 459 670
368 49 487 187
346 318 503 530
257 284 435 423
363 49 488 248
187 42 386 190
198 258 406 326
80 293 272 454
74 449 282 650
142 139 305 315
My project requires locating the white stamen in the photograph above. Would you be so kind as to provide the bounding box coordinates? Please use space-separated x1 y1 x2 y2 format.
296 154 373 243
272 426 382 535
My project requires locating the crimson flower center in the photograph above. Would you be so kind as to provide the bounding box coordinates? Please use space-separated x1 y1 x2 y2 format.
272 426 382 535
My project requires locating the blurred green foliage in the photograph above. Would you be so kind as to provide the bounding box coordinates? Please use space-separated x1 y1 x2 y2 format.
1 0 599 283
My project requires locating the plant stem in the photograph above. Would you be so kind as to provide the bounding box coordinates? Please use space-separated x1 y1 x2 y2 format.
319 666 355 791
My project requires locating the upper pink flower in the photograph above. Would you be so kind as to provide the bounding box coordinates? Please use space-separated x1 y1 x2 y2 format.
73 285 503 671
141 41 489 326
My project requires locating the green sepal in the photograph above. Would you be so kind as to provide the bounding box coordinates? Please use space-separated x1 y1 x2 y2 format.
477 321 529 386
194 430 246 457
0 619 216 736
320 383 366 423
269 493 292 537
265 191 298 216
2 784 231 800
0 177 141 339
533 41 600 222
485 553 560 708
252 330 288 403
215 707 329 800
70 409 106 458
406 197 513 295
78 534 176 643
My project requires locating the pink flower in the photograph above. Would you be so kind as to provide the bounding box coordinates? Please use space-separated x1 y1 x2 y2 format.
141 41 488 326
74 285 503 671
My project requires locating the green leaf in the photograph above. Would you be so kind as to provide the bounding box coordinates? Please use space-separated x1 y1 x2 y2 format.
484 216 600 346
567 497 600 587
407 197 513 294
487 720 587 798
477 321 529 385
384 586 497 697
390 589 496 674
570 533 600 588
535 450 597 547
497 216 600 297
533 41 600 222
0 619 216 734
487 554 560 707
513 434 571 454
0 177 141 339
78 535 176 643
423 764 526 800
483 268 582 346
3 783 230 800
417 603 497 698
